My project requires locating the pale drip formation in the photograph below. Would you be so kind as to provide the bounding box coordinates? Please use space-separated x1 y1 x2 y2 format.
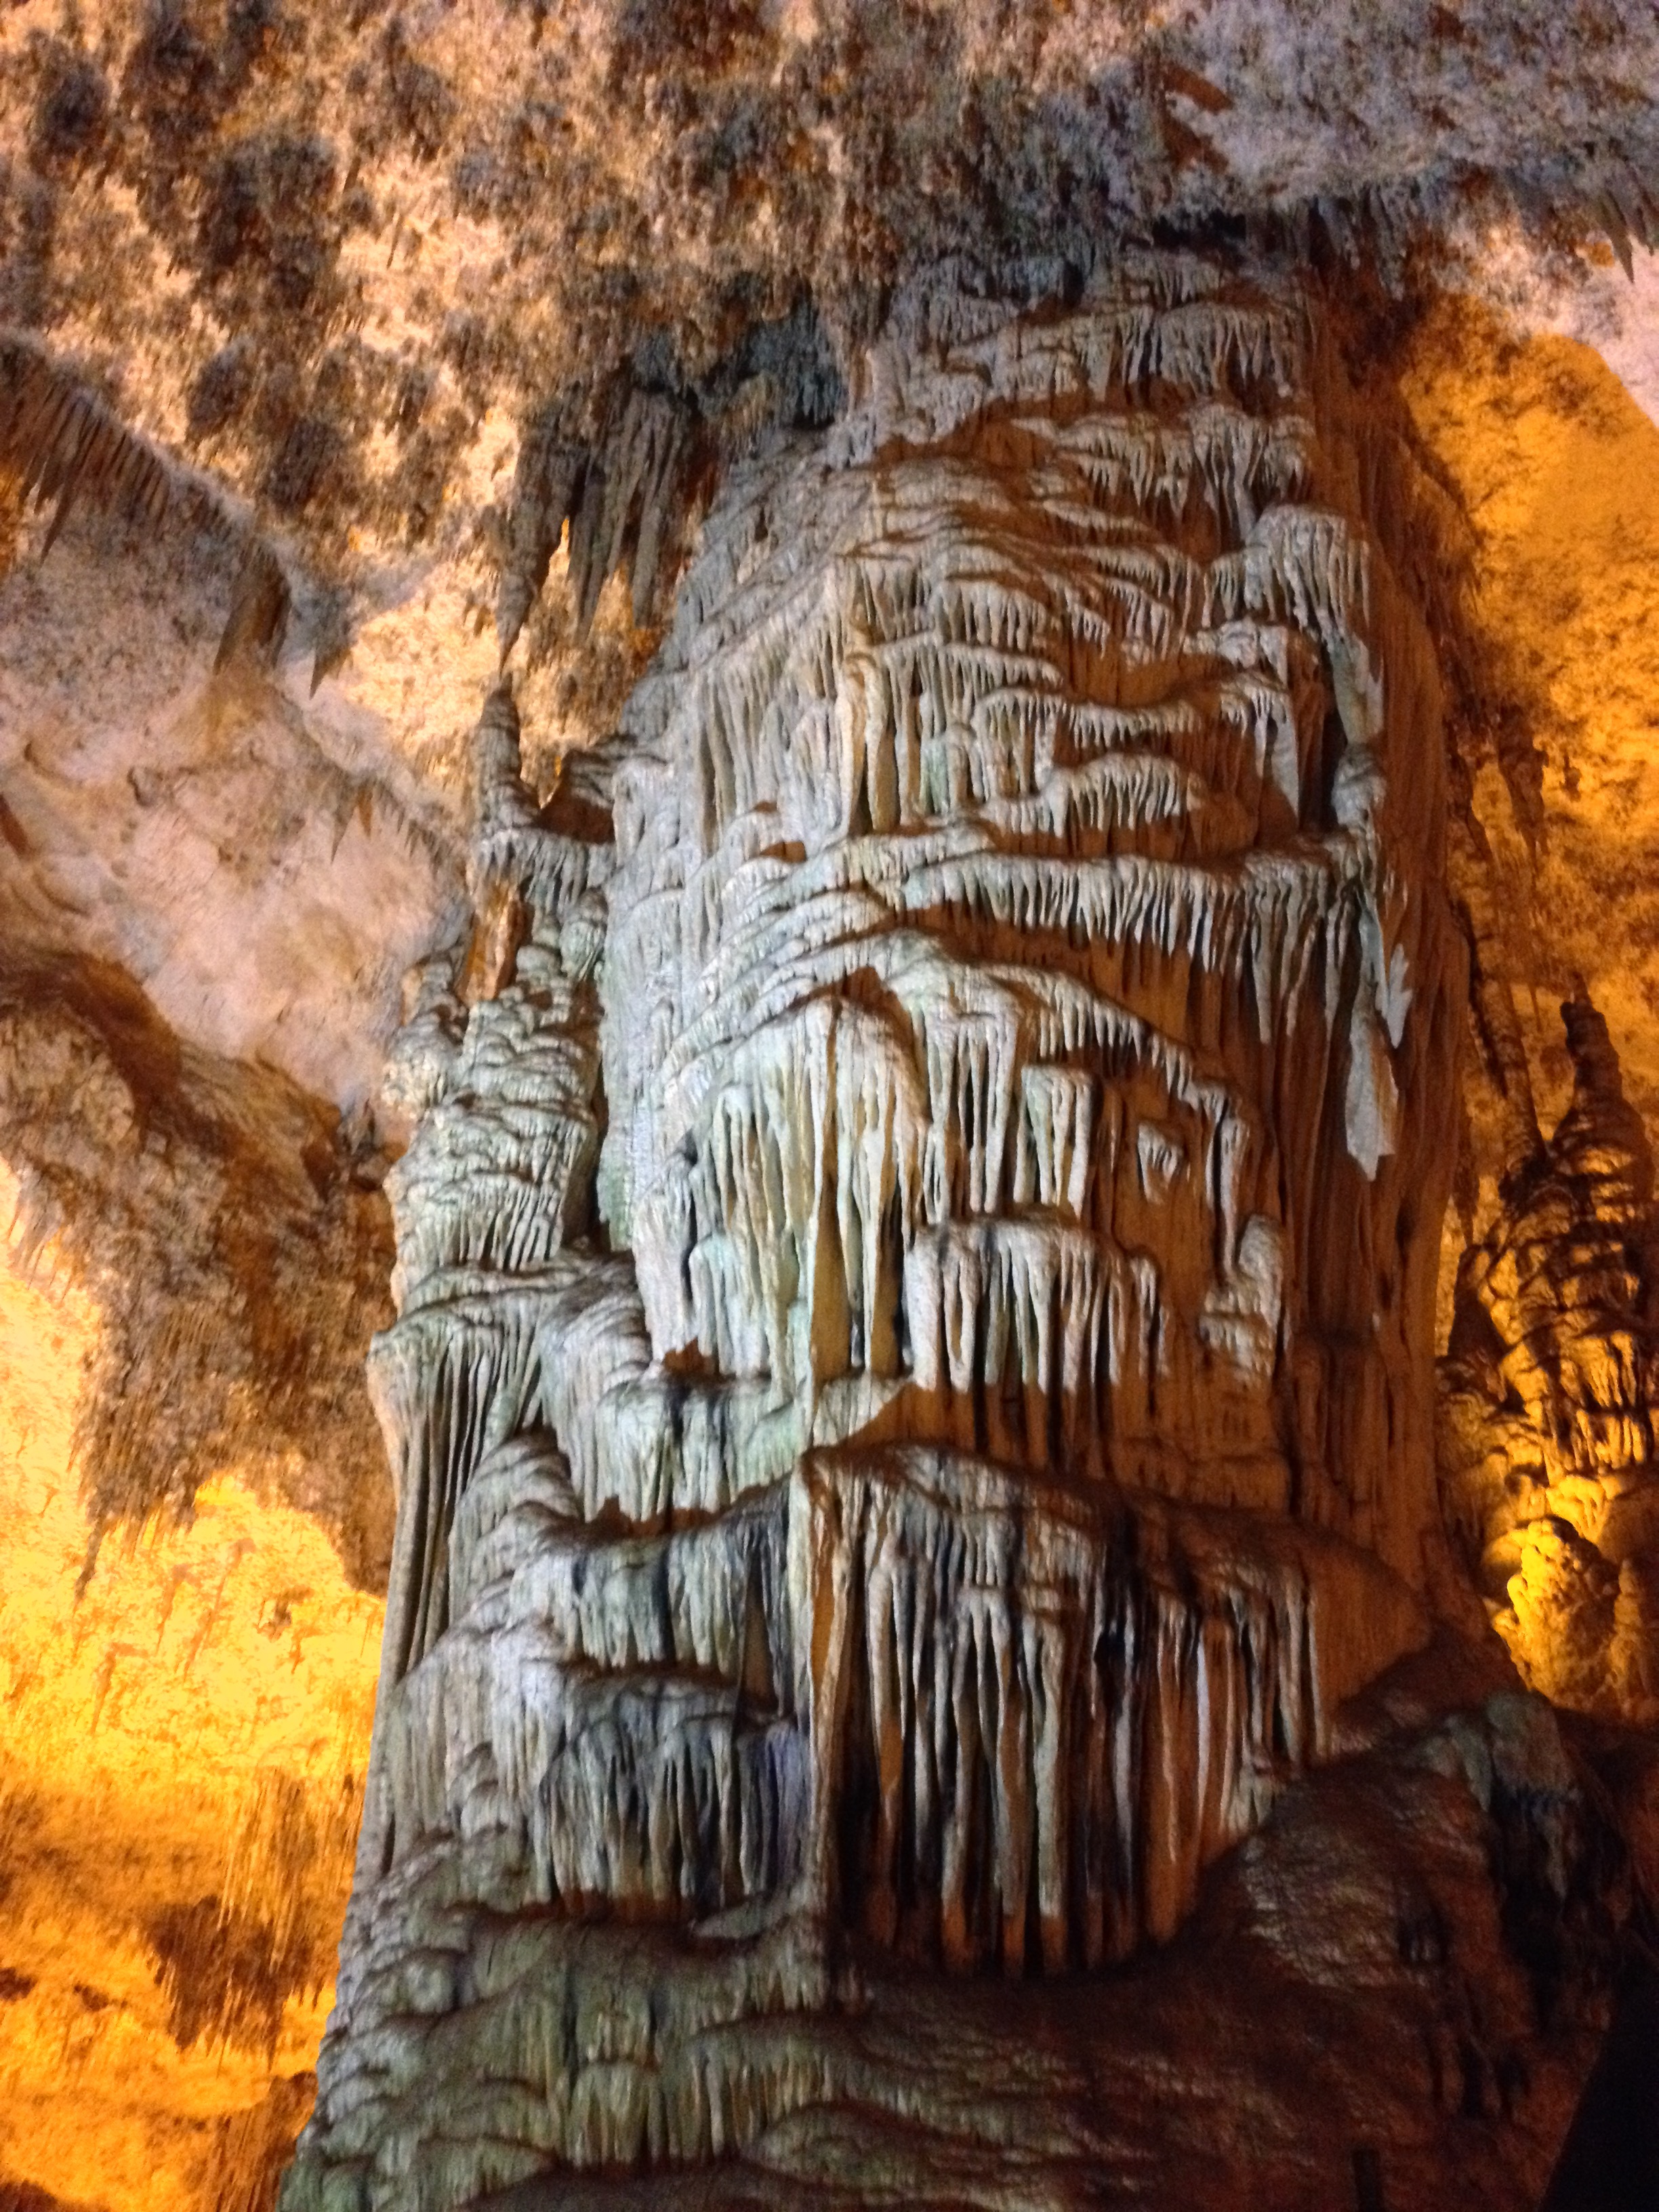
284 251 1462 2209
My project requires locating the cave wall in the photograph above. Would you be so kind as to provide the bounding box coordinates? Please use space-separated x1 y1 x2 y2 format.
1391 293 1659 1727
0 1039 389 2212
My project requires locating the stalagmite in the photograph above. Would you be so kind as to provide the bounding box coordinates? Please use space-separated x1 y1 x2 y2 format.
286 253 1465 2211
1441 991 1659 1719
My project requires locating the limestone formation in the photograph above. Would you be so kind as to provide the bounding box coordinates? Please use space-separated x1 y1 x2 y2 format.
285 253 1473 2210
2 8 1658 2204
1442 991 1659 1721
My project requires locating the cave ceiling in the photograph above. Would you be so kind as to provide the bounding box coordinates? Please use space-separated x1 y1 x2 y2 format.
0 0 1654 1099
1 5 1659 2211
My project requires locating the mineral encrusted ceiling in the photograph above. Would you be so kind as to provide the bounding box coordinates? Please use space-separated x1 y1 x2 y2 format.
1 5 1659 2211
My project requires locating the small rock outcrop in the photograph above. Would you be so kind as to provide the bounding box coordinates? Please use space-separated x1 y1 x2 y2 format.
286 253 1470 2209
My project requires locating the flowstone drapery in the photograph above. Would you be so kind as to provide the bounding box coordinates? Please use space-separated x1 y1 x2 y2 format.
284 254 1464 2209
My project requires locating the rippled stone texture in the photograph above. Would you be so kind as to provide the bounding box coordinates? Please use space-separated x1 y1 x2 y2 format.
287 252 1473 2209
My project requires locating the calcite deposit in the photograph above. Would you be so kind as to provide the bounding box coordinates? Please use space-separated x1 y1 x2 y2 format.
283 253 1493 2209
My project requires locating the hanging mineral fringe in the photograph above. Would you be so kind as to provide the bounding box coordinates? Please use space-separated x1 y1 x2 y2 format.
0 332 290 669
290 250 1461 2210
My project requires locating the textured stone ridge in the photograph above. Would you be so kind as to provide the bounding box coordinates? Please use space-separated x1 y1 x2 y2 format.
285 251 1467 2209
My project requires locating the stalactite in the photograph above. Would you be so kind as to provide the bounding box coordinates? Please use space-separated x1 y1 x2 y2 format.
0 332 291 666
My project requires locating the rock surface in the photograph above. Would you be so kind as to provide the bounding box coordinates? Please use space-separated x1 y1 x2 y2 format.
283 253 1505 2210
0 1145 384 2212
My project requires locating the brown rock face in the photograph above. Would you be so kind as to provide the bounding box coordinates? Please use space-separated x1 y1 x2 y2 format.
0 951 397 1584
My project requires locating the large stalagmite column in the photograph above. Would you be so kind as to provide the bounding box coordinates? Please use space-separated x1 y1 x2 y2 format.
285 253 1462 2210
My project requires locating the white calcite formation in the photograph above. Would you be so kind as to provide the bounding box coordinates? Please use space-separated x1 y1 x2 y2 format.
285 254 1462 2210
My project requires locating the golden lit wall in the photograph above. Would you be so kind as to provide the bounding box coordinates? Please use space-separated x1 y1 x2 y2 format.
1404 290 1659 1139
1406 289 1659 1717
0 1164 382 2211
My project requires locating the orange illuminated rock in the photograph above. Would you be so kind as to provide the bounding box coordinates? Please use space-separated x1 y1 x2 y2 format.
0 1040 388 2211
1441 996 1659 1720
